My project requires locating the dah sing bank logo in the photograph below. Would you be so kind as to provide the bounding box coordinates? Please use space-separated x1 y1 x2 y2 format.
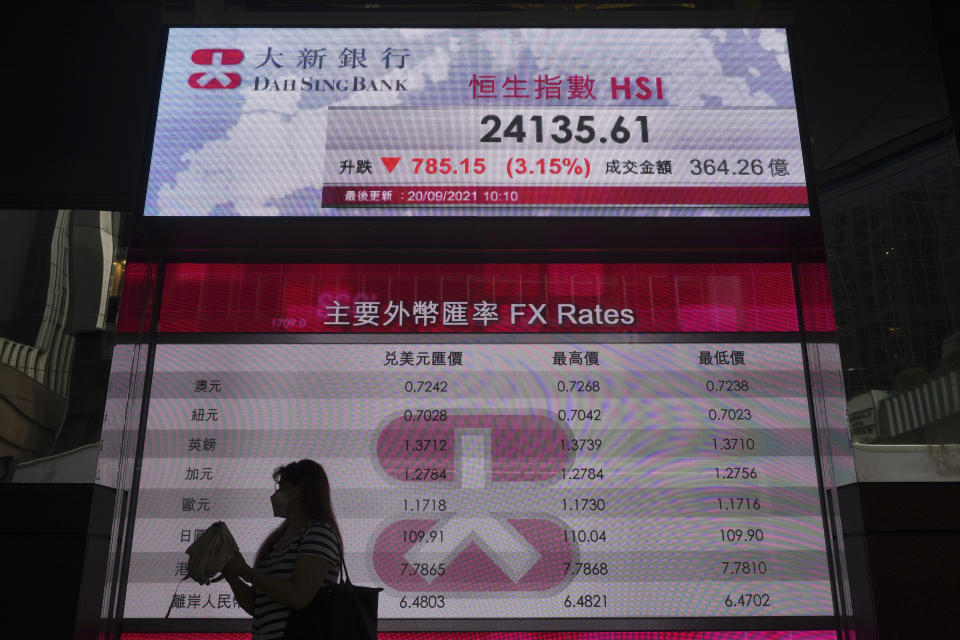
188 49 243 89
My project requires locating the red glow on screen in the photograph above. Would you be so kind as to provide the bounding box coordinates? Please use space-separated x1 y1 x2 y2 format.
320 185 809 206
116 261 155 333
796 262 837 332
121 263 802 334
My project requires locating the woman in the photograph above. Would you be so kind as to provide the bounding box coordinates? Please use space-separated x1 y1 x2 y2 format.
221 459 342 640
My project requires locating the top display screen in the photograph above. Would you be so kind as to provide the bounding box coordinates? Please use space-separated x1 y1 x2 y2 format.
145 28 809 217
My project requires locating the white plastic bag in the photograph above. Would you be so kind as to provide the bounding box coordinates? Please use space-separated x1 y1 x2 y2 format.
184 520 240 585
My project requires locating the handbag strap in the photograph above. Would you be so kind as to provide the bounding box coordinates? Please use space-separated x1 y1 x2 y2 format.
293 519 350 585
334 527 351 585
164 573 225 618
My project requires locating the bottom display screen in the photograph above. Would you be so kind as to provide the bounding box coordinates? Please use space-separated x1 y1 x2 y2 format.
122 338 833 629
101 262 841 636
123 633 839 639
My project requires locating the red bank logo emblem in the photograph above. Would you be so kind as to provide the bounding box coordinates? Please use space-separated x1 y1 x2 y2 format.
188 49 243 89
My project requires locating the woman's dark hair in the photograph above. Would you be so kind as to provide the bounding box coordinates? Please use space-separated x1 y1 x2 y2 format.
254 459 341 567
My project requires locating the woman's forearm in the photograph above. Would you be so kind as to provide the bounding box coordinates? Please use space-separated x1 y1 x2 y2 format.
241 567 304 609
225 576 256 615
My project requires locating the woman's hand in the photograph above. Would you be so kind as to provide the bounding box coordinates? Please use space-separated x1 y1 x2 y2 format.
221 552 251 580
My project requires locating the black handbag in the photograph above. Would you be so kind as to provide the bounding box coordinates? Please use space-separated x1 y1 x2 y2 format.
283 531 383 640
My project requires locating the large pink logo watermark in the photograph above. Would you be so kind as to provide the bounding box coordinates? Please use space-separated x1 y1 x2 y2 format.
373 413 579 592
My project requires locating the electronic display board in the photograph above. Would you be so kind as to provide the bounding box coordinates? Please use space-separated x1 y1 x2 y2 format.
104 263 843 637
144 28 809 217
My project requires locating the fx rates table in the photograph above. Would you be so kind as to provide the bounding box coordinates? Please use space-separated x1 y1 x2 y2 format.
127 336 834 624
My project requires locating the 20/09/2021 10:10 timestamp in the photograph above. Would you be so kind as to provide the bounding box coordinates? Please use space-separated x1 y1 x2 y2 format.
395 188 520 204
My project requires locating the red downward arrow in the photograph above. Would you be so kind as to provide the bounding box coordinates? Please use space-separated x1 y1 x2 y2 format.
381 157 401 173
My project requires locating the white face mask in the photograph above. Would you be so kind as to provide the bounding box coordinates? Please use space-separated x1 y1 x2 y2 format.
270 489 288 518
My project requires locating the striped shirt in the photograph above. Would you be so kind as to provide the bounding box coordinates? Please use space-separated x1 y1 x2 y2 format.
252 520 341 640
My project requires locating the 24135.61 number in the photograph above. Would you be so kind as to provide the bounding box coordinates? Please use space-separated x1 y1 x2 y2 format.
481 115 648 144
